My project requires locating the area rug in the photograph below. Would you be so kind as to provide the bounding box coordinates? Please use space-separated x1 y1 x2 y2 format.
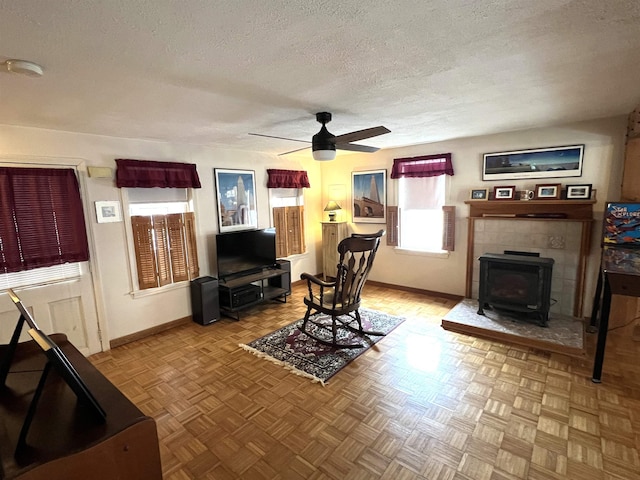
239 308 405 385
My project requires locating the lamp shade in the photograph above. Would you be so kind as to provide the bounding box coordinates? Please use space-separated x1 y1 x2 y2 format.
313 149 336 161
324 201 342 212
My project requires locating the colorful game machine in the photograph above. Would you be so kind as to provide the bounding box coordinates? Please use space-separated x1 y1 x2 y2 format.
602 202 640 269
590 202 640 383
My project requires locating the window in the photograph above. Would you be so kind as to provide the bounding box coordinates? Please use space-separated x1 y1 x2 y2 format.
115 159 202 292
390 153 454 253
126 188 199 290
0 167 88 288
270 189 305 257
266 169 310 258
398 176 446 252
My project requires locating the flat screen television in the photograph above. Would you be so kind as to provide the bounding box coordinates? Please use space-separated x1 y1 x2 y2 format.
216 228 277 279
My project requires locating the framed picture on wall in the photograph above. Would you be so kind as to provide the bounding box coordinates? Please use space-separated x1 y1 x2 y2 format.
482 145 584 181
95 201 122 223
214 169 258 233
352 170 386 223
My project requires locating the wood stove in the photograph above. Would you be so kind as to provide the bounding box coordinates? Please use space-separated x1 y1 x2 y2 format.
477 252 554 326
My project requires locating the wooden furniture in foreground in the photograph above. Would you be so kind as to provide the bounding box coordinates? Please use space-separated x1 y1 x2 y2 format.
0 334 161 479
300 230 384 348
322 222 348 280
590 246 640 383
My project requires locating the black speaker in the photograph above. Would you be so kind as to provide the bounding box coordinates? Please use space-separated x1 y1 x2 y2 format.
190 276 220 325
269 259 291 294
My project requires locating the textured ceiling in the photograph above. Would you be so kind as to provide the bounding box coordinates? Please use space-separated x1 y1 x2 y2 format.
1 0 639 157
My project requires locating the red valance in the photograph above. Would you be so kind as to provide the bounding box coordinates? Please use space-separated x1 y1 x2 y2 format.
390 153 454 179
267 169 311 188
0 167 89 273
115 159 201 188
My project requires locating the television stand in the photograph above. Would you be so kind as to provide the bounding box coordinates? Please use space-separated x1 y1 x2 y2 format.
218 259 291 320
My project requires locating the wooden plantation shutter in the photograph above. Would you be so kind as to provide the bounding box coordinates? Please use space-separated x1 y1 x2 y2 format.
167 214 189 283
273 208 288 258
386 206 399 246
273 206 305 257
131 216 158 290
184 212 200 279
131 213 198 290
153 215 172 287
442 206 455 251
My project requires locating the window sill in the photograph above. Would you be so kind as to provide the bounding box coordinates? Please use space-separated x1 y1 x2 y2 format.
130 281 190 299
279 251 308 260
394 248 450 259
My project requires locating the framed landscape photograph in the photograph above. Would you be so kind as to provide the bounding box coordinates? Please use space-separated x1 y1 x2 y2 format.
470 188 489 200
566 184 592 200
482 145 584 181
214 169 257 233
352 170 386 223
95 200 122 223
492 185 516 201
534 183 561 200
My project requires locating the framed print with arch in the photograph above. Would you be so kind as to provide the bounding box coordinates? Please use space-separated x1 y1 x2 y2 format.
352 170 386 223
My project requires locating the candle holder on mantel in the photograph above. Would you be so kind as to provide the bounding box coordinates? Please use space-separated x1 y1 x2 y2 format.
324 200 342 222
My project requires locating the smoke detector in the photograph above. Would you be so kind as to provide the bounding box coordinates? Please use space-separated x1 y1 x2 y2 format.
3 59 44 77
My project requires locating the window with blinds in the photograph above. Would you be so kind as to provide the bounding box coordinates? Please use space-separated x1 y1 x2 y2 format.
273 206 305 258
126 187 199 291
269 188 306 258
131 212 199 290
0 167 89 289
391 175 455 253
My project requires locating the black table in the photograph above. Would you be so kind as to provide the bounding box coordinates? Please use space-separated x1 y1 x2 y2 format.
590 246 640 383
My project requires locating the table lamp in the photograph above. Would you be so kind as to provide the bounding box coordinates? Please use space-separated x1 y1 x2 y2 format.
324 200 342 222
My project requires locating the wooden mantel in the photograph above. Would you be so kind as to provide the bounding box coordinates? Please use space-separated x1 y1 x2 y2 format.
464 199 596 318
465 199 596 220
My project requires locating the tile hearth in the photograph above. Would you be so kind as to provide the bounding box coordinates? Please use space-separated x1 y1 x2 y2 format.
442 298 585 356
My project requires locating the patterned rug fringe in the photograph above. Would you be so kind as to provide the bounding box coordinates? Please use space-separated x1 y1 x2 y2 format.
238 343 326 386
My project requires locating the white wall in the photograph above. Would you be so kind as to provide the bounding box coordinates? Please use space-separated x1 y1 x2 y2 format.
0 125 322 342
319 116 627 314
0 116 626 345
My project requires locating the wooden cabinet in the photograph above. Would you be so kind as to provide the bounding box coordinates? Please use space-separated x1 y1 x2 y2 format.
322 222 348 280
622 137 640 201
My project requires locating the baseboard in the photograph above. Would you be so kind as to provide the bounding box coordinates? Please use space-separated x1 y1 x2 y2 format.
365 280 464 301
110 316 191 349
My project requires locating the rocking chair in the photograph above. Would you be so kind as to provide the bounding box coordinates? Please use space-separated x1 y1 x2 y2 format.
299 230 385 348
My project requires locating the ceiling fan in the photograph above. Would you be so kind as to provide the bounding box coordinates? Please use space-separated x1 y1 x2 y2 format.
249 112 390 161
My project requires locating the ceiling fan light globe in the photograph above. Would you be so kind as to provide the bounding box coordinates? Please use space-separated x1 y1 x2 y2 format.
313 149 336 161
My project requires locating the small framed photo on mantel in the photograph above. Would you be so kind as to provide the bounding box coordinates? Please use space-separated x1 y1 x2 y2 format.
565 184 592 200
470 188 489 201
492 186 516 201
534 183 561 200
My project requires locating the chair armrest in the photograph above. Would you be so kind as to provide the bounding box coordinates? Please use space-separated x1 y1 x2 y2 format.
300 272 334 288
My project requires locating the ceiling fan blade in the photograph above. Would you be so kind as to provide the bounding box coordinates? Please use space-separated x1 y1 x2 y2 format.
336 143 380 153
334 126 390 144
249 133 310 144
279 146 310 156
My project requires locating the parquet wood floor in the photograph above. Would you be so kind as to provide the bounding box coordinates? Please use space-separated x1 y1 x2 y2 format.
89 283 640 479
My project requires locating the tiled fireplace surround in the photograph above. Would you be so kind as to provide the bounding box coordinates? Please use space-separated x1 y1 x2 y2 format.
465 199 595 319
